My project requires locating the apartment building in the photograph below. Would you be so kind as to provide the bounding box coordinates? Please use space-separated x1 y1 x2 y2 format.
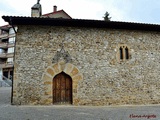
0 25 17 81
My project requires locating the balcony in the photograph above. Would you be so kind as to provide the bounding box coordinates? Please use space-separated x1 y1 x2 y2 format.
9 33 16 38
0 62 14 68
0 33 16 40
0 42 15 49
0 33 9 39
0 53 14 58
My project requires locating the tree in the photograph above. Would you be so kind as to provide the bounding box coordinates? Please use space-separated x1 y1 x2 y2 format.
103 11 111 21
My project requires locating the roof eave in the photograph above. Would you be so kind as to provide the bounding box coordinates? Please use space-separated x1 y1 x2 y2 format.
2 16 160 32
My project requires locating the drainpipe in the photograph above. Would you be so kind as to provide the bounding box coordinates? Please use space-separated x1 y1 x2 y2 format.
9 16 17 105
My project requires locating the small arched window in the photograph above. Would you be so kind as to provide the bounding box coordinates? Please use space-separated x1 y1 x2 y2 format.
119 47 123 59
125 47 129 59
117 44 130 62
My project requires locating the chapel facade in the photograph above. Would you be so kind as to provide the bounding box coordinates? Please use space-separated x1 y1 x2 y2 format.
2 2 160 106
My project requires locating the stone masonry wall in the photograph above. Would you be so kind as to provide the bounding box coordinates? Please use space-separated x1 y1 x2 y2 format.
13 25 160 105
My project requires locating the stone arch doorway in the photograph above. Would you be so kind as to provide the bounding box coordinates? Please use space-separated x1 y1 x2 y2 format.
53 72 72 104
42 62 83 105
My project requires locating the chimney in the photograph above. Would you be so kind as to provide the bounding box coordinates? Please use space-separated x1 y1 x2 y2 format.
53 6 57 12
31 3 42 17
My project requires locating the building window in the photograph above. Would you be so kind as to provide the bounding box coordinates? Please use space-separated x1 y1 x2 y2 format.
7 47 14 53
119 47 123 59
125 47 129 59
9 37 15 43
117 44 130 62
7 58 13 64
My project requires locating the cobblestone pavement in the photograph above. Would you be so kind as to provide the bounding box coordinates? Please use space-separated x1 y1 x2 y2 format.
0 87 160 120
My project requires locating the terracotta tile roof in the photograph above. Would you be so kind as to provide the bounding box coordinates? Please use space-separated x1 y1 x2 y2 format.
42 10 72 19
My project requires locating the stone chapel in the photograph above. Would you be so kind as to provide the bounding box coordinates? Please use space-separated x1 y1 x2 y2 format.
2 1 160 105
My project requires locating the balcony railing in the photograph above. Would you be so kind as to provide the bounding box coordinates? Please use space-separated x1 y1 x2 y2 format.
0 42 15 49
9 33 16 38
0 33 16 39
0 33 9 39
0 53 14 58
0 62 14 68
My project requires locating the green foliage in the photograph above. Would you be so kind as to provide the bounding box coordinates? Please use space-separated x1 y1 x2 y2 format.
103 11 111 21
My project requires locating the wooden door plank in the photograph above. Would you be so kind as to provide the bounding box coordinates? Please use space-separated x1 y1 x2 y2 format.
53 72 72 104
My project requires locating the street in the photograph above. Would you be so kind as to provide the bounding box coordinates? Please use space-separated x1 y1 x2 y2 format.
0 87 159 120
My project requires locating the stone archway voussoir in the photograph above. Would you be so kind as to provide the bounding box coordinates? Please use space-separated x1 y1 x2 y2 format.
51 63 62 75
42 73 52 81
46 67 55 77
72 73 83 82
63 63 74 76
70 66 79 77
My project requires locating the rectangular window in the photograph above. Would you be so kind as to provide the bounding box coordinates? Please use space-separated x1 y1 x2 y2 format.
9 37 15 43
7 47 14 53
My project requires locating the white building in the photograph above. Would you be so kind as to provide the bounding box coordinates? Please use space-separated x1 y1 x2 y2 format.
0 25 17 81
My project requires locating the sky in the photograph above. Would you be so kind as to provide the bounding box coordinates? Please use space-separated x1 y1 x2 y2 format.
0 0 160 26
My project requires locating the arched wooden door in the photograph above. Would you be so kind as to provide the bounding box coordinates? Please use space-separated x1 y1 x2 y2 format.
53 72 72 104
